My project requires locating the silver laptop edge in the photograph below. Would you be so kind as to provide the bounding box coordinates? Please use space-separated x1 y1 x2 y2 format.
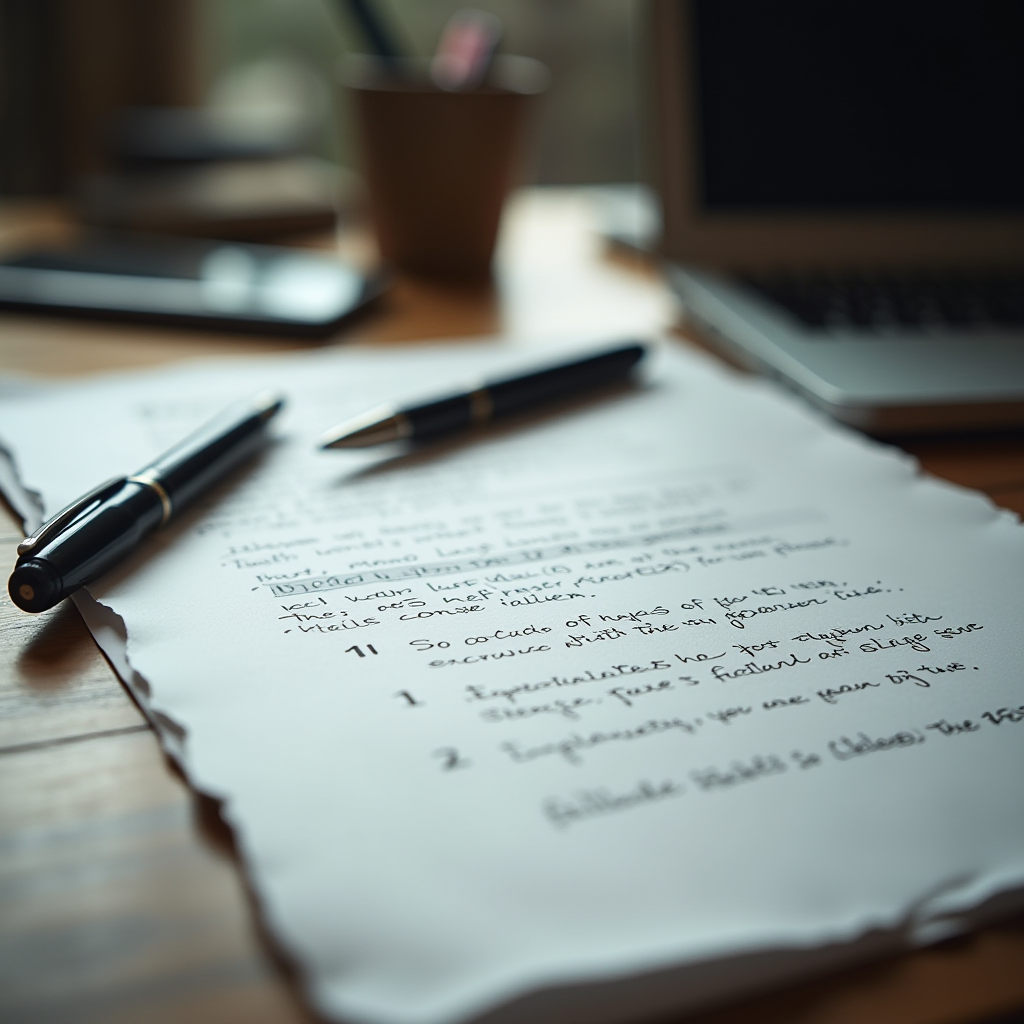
670 266 1024 433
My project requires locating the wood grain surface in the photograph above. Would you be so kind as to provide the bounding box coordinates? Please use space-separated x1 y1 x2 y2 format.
1 193 1022 1024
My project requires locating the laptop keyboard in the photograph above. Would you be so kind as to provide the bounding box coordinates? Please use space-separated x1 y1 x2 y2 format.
740 272 1024 331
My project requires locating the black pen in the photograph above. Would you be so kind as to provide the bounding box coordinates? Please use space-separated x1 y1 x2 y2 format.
338 0 408 76
9 392 284 613
319 342 646 449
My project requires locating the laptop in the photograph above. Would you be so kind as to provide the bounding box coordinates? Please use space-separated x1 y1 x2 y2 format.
651 0 1024 433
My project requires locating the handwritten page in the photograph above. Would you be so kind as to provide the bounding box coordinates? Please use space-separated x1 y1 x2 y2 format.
1 341 1022 1024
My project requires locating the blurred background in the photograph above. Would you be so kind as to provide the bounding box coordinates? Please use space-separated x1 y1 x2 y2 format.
0 0 646 203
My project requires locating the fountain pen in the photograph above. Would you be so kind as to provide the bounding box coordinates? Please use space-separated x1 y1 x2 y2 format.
319 342 646 449
8 392 283 613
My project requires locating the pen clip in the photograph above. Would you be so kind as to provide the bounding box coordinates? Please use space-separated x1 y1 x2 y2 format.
17 476 127 557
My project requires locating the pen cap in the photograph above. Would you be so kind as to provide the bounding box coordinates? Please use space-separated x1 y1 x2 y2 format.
343 55 548 283
143 394 281 511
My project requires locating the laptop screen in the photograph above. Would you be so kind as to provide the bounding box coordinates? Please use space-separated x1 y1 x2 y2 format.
692 0 1024 211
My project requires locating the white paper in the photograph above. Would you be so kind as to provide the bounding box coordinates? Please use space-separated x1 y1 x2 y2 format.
1 340 1022 1024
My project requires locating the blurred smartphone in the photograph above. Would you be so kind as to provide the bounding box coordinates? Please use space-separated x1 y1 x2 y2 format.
0 232 387 338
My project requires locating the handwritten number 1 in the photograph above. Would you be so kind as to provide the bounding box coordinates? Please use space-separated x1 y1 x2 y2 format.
395 690 423 707
345 644 378 658
433 747 470 771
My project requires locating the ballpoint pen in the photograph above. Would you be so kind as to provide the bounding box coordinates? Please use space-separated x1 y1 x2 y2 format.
338 0 408 77
318 342 646 449
8 392 284 613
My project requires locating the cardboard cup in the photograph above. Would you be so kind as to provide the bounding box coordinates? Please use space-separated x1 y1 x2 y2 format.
345 56 547 283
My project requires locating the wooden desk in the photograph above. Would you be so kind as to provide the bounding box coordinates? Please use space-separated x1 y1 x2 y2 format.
1 191 1023 1024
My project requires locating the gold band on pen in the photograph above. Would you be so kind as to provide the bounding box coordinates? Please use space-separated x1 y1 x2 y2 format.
127 472 173 525
468 387 494 425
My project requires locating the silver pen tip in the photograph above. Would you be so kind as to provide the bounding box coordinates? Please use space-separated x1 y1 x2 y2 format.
254 392 286 422
319 407 404 449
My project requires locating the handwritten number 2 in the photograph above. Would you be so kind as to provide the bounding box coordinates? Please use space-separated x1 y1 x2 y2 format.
433 747 470 771
345 644 378 658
